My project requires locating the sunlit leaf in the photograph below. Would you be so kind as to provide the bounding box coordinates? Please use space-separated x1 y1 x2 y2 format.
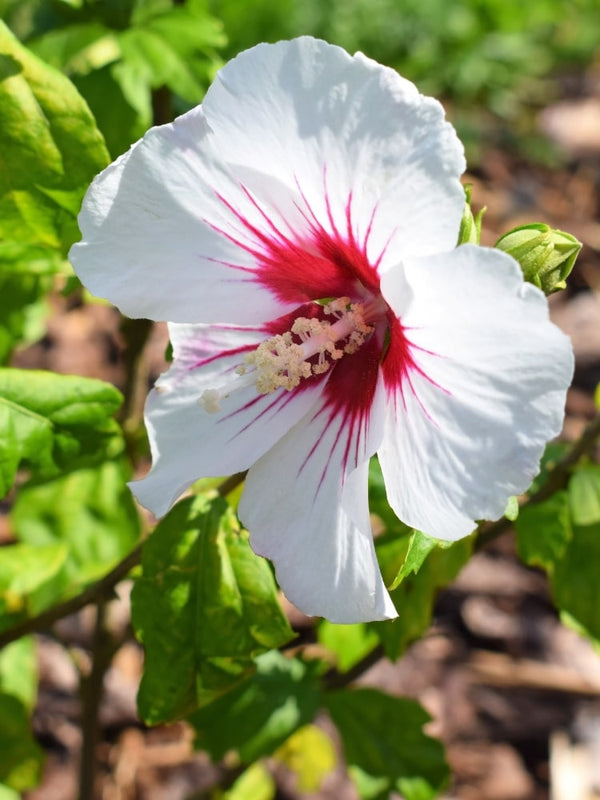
0 21 108 248
0 693 44 792
223 762 275 800
0 368 122 498
0 637 37 712
0 783 20 800
11 458 140 593
274 724 336 792
0 22 108 356
568 464 600 526
515 491 572 571
318 620 379 673
132 494 294 724
0 543 68 630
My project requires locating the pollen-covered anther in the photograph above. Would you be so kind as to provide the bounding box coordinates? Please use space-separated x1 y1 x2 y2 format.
244 300 374 396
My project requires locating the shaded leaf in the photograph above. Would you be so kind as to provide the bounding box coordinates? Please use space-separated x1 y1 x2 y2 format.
368 457 412 538
190 651 320 763
0 693 44 791
326 688 448 800
132 494 294 724
374 534 472 660
552 521 600 645
515 491 572 571
27 1 224 156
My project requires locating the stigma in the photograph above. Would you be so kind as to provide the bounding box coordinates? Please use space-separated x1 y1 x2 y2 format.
199 297 381 412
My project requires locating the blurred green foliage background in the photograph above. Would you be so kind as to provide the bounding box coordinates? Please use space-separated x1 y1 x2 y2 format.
1 0 599 162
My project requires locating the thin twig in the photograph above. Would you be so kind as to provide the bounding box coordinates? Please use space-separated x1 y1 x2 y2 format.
322 644 385 690
0 543 143 650
78 600 120 800
118 317 154 435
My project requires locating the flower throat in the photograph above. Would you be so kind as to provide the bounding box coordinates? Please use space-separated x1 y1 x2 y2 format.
200 296 384 413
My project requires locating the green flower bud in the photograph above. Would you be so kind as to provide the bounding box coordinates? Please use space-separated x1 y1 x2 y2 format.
457 185 485 245
495 223 581 294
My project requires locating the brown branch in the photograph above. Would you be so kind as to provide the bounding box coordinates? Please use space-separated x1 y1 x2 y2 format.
118 316 154 435
78 600 120 800
216 471 247 497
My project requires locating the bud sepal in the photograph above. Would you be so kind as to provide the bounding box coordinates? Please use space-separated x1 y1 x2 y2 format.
495 223 581 294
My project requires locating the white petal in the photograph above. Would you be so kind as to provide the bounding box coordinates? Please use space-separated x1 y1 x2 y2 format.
202 37 466 267
71 38 466 324
238 376 396 623
378 245 574 540
70 109 300 325
131 322 327 517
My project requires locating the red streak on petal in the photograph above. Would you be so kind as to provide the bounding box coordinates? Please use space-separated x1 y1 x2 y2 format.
302 332 382 492
188 343 254 371
208 181 388 304
382 315 449 420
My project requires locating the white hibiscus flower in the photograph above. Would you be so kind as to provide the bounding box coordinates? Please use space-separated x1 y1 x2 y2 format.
70 37 573 623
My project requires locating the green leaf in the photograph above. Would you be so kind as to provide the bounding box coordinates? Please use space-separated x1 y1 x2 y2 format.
0 21 107 357
11 458 140 593
223 762 275 800
515 492 572 571
0 637 37 712
0 784 20 800
0 543 68 631
317 620 379 673
374 534 472 661
74 62 150 158
551 521 600 645
190 651 320 763
0 244 64 363
326 689 448 800
274 724 336 792
131 494 294 724
0 368 123 498
504 495 519 522
0 693 44 791
26 2 224 157
569 464 600 526
368 457 412 538
389 530 439 591
0 21 108 248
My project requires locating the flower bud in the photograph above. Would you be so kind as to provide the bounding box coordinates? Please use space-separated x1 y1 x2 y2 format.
495 223 581 294
457 186 485 245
